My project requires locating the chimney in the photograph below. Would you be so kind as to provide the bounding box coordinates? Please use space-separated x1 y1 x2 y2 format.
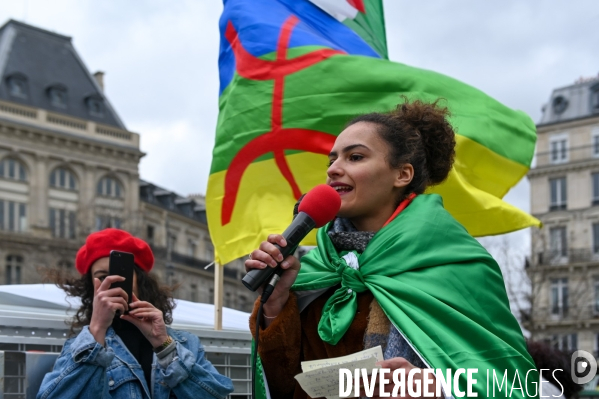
93 71 105 91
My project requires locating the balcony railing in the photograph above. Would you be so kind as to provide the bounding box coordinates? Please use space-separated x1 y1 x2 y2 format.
535 144 599 168
530 305 599 323
0 99 140 147
536 248 599 266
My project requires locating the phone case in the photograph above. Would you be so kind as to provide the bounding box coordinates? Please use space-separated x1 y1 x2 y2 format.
109 250 135 314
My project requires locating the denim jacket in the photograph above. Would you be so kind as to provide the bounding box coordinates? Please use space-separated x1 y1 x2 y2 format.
37 326 234 399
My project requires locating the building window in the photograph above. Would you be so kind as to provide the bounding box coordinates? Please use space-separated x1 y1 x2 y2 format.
549 227 567 259
49 168 76 190
5 73 28 99
95 215 121 231
0 158 27 181
188 240 196 257
167 234 177 253
57 260 75 276
190 284 198 302
552 334 577 351
97 177 123 198
549 177 567 211
85 95 104 117
46 84 68 108
591 84 599 111
593 129 599 157
595 277 599 314
5 255 23 285
204 238 214 261
209 288 214 304
594 224 599 254
550 278 568 317
238 295 248 311
549 135 568 164
0 200 27 232
57 260 73 271
146 225 155 245
593 173 599 205
552 95 568 114
49 208 76 239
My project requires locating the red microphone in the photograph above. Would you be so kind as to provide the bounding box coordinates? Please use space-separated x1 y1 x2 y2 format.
241 184 341 294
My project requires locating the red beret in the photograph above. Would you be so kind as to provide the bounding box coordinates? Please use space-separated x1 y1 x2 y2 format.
75 228 154 274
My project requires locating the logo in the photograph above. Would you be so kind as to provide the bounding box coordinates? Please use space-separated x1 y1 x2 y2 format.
571 350 597 384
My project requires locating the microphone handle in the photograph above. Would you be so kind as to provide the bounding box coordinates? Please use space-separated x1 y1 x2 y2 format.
241 212 315 291
260 261 285 303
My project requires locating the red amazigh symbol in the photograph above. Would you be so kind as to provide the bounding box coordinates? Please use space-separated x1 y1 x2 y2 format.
221 16 345 225
347 0 366 13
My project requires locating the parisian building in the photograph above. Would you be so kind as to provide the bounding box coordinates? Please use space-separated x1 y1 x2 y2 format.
0 20 254 312
527 74 599 356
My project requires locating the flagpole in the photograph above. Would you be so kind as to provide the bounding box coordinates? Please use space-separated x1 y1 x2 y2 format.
214 260 223 330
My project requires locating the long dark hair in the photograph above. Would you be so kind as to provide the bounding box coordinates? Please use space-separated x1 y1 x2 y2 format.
47 266 176 336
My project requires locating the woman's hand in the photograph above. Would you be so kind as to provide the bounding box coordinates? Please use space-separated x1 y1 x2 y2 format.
120 293 169 348
359 358 441 399
89 276 129 346
245 234 301 322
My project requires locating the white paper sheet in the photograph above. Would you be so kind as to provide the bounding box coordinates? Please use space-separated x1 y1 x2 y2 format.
294 346 383 399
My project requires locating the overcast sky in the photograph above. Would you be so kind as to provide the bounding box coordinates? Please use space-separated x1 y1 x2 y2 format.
1 0 598 254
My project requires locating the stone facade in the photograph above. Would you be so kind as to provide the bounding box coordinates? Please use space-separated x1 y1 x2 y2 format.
0 20 254 312
527 75 599 356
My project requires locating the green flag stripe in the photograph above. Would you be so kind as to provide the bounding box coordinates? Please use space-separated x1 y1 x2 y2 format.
213 50 535 174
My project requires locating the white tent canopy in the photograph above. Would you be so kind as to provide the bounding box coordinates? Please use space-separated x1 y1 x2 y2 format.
0 284 250 332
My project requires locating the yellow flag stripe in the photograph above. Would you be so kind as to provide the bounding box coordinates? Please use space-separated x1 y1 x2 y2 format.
207 134 540 264
452 134 528 198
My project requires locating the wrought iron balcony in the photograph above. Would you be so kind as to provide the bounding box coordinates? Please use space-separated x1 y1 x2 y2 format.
534 143 599 169
536 248 599 266
529 305 599 323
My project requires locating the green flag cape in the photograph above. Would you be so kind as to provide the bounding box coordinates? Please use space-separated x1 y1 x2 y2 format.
293 194 538 398
251 341 268 399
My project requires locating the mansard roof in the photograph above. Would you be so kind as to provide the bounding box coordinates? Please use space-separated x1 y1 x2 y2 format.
0 19 126 129
139 180 207 225
539 75 599 126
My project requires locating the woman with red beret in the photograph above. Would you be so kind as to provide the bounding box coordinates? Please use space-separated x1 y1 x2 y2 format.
37 228 233 399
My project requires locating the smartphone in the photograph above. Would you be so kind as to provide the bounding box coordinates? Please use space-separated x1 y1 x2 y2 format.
109 250 134 315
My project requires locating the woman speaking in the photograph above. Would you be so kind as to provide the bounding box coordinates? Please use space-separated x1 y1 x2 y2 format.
245 99 536 398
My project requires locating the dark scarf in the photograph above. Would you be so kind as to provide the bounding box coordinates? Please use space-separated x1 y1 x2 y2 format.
112 316 154 387
327 217 374 252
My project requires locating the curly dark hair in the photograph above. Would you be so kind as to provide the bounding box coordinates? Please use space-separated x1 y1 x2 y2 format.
348 98 456 200
527 340 583 399
46 265 176 337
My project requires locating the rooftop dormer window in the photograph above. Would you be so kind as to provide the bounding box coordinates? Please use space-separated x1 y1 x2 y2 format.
46 84 68 108
591 83 599 112
85 94 104 117
552 95 568 114
5 73 28 99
